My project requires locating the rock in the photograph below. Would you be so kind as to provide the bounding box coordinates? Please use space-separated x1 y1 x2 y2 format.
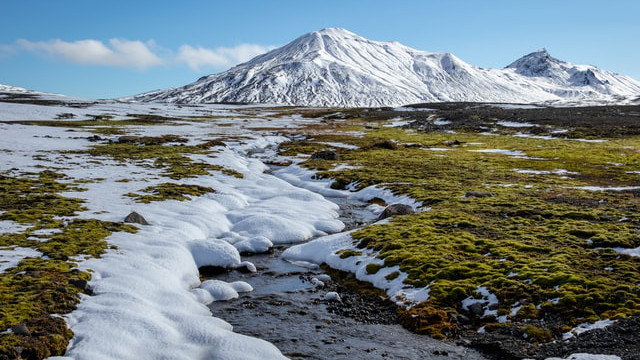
432 350 449 356
311 277 325 288
464 191 495 198
11 323 30 336
69 278 90 292
458 314 471 325
124 211 149 225
324 292 342 302
377 204 414 220
87 135 102 142
467 302 485 317
370 140 397 150
117 135 140 143
311 149 339 160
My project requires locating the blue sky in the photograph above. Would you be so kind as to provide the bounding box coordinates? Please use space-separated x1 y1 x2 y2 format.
1 0 638 99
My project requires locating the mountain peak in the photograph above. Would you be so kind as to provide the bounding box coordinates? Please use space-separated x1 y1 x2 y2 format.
506 48 564 77
293 27 363 47
134 29 640 107
314 27 358 36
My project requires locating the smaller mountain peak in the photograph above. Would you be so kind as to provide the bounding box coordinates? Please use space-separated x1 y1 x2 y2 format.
506 48 564 77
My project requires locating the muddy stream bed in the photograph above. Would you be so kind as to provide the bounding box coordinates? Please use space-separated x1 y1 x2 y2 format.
207 197 488 359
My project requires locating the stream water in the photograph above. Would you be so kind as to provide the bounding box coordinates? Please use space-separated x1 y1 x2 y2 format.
207 196 488 359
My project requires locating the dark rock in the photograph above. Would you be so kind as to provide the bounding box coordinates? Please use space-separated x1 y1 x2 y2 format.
464 191 495 198
87 135 102 142
377 204 414 220
200 139 227 148
457 314 471 325
311 149 339 160
56 112 75 119
124 211 149 225
467 302 485 317
370 140 397 150
69 278 90 292
11 323 31 336
117 135 140 143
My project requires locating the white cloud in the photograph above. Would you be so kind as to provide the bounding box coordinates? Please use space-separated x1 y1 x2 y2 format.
177 44 276 71
3 38 276 72
0 44 16 58
16 38 164 69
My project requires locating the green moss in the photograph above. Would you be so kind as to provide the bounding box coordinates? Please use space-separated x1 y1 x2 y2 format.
68 138 243 180
385 271 400 281
365 263 384 275
522 324 553 342
0 171 137 359
126 183 215 203
336 249 362 259
0 171 85 227
279 113 640 340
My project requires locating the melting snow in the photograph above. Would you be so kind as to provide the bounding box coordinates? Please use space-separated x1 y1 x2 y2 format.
318 141 359 149
496 120 536 127
514 168 578 175
562 319 617 340
0 247 42 272
469 149 526 156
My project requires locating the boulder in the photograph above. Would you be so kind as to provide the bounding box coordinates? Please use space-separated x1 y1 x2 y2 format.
370 140 397 150
69 278 91 292
124 211 149 225
377 204 414 220
11 324 30 336
117 135 140 143
467 302 485 317
311 149 339 160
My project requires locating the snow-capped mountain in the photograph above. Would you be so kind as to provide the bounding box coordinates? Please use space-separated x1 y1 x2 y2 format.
135 28 640 107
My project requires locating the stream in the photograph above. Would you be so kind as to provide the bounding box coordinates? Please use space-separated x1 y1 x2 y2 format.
207 196 488 359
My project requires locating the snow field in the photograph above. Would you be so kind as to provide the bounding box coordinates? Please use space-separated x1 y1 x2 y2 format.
0 102 352 359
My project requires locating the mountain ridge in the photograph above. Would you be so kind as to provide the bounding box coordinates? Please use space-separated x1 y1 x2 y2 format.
74 28 640 106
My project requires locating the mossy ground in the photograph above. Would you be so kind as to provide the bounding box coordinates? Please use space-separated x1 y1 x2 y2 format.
126 183 215 203
69 136 243 180
278 108 640 341
0 170 136 360
0 119 242 359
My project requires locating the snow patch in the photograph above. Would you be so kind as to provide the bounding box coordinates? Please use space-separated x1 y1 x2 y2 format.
0 247 42 272
562 319 617 340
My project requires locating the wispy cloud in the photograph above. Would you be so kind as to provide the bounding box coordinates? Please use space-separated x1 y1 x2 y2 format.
0 44 16 58
16 38 164 69
176 44 276 71
2 38 275 72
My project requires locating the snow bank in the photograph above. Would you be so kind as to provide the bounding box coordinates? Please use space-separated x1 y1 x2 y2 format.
282 230 429 307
